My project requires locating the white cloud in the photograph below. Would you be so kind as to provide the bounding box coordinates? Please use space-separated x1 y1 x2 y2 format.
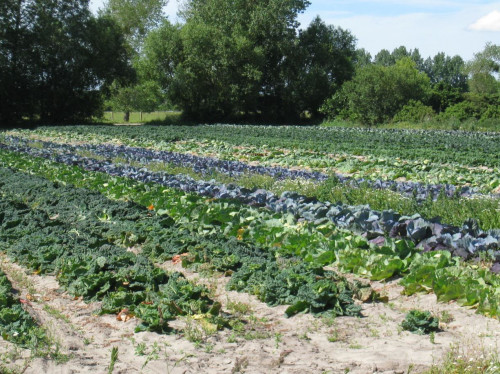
469 10 500 31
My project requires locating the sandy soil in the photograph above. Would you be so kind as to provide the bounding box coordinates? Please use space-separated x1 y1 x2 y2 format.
1 257 499 374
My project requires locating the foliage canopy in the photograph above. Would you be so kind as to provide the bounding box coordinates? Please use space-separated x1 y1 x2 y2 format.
0 0 132 126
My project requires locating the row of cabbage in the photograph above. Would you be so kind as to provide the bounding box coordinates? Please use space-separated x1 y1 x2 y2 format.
0 165 379 342
1 141 498 266
3 135 489 201
4 128 500 194
0 170 226 334
9 125 499 167
6 131 498 234
0 147 498 319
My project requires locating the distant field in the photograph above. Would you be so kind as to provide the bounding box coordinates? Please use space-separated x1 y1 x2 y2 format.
100 111 182 124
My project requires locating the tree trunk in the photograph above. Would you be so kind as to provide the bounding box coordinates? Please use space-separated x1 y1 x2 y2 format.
124 111 130 122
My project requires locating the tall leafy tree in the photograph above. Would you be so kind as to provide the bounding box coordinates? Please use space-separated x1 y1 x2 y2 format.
32 1 132 122
374 46 423 69
104 0 168 53
0 0 35 124
103 0 169 120
423 52 467 89
0 0 131 125
465 43 500 76
354 48 372 67
465 43 500 95
374 49 394 66
175 0 311 119
290 16 356 117
142 0 357 120
422 52 467 112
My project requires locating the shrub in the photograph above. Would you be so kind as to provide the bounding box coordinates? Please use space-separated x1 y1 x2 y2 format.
439 101 482 121
393 100 435 123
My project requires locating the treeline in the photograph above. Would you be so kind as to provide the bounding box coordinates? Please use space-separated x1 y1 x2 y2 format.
1 0 499 126
321 45 500 126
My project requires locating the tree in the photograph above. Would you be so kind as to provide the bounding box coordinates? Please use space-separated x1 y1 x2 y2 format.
323 58 432 125
136 20 183 89
107 80 165 121
0 0 35 124
104 0 168 53
374 49 394 66
142 0 313 120
290 17 356 117
465 43 500 76
421 52 467 112
354 48 372 67
374 46 423 69
465 43 500 95
468 73 499 95
422 53 467 89
31 1 132 122
0 0 132 125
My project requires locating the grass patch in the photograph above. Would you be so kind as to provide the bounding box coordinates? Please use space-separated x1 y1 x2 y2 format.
43 305 71 324
226 299 252 316
424 341 499 374
98 111 182 124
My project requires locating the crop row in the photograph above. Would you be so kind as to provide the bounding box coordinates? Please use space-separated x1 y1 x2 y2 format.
6 128 500 194
0 167 372 328
3 135 490 202
1 149 499 318
10 125 500 167
1 142 498 264
0 174 226 334
18 135 494 233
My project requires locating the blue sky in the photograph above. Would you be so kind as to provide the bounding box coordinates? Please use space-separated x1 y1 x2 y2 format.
89 0 500 60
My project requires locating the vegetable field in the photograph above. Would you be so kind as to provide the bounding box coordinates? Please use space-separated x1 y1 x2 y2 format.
0 125 499 373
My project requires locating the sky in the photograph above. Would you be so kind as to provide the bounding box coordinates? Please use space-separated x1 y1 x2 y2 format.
89 0 500 60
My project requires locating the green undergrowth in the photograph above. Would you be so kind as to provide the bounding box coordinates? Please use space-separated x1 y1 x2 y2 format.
424 340 500 374
317 177 500 231
98 111 182 124
0 150 499 318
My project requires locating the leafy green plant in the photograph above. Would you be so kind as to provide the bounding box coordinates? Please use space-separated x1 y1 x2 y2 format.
0 270 48 349
401 310 439 335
